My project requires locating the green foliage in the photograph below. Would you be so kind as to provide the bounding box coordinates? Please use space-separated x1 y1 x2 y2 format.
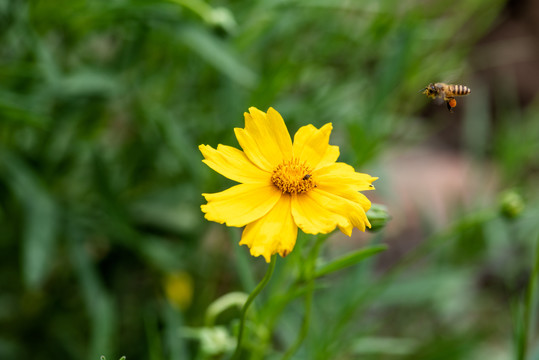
314 244 388 278
4 0 539 359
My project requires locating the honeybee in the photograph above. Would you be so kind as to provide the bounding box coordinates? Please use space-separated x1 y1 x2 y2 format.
421 83 471 112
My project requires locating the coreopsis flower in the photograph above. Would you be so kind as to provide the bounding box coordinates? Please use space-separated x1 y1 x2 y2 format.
199 107 377 262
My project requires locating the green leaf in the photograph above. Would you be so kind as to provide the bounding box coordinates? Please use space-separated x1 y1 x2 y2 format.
229 227 256 292
205 292 248 326
22 192 58 289
55 69 120 98
176 26 258 88
351 337 418 355
68 227 115 360
0 152 59 289
314 245 387 278
163 303 189 360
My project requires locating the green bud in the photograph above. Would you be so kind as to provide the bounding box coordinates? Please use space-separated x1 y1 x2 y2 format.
366 203 391 232
499 189 525 219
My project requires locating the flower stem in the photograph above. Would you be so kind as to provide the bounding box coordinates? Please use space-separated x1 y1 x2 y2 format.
231 255 277 360
282 236 325 360
517 233 539 360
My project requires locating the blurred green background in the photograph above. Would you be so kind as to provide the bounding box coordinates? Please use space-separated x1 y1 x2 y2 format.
2 0 539 359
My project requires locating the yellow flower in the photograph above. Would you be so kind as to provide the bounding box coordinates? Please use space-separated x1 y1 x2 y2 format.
199 107 377 262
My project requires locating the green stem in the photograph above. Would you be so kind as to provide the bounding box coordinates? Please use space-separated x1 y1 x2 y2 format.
517 233 539 360
282 236 325 359
231 255 277 360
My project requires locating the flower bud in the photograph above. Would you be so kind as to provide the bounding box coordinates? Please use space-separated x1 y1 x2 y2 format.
366 203 391 232
499 190 525 219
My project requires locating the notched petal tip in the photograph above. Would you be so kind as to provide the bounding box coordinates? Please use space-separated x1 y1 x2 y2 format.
242 112 252 124
365 176 378 190
241 230 294 263
201 206 225 224
338 223 353 237
199 144 213 158
247 107 266 119
248 246 272 263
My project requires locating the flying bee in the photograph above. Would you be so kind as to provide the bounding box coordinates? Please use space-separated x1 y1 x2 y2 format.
421 83 471 112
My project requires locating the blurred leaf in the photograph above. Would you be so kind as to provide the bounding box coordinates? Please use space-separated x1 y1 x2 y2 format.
0 151 59 289
176 25 258 88
401 332 480 360
205 292 247 326
230 227 256 291
22 191 58 289
137 236 185 271
144 310 163 360
314 245 387 278
351 337 418 356
68 226 115 360
169 0 237 34
54 69 121 98
0 91 47 126
163 303 189 360
130 186 201 234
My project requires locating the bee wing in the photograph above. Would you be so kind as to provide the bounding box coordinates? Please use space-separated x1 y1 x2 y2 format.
433 90 447 104
433 97 445 105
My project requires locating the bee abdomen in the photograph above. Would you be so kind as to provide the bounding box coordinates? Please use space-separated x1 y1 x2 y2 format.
452 84 471 95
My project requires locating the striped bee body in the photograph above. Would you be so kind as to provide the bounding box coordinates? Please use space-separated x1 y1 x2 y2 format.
444 84 471 98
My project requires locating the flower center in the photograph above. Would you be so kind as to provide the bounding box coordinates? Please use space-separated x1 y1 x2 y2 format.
271 158 316 194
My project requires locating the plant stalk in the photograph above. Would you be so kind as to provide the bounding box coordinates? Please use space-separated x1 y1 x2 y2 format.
231 255 277 360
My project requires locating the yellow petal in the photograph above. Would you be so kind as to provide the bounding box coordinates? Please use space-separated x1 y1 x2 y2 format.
240 195 298 262
234 107 293 171
314 162 378 191
316 144 340 169
266 107 294 157
291 191 350 235
201 183 281 227
292 123 333 169
234 128 273 171
291 188 370 236
315 189 370 232
199 144 270 184
317 184 373 212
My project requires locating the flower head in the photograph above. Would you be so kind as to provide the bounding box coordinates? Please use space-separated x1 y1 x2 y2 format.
200 107 377 262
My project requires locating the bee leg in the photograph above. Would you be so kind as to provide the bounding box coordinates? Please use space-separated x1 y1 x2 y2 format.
446 101 453 112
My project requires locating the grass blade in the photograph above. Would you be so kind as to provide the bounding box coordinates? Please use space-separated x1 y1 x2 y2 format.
315 245 388 279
